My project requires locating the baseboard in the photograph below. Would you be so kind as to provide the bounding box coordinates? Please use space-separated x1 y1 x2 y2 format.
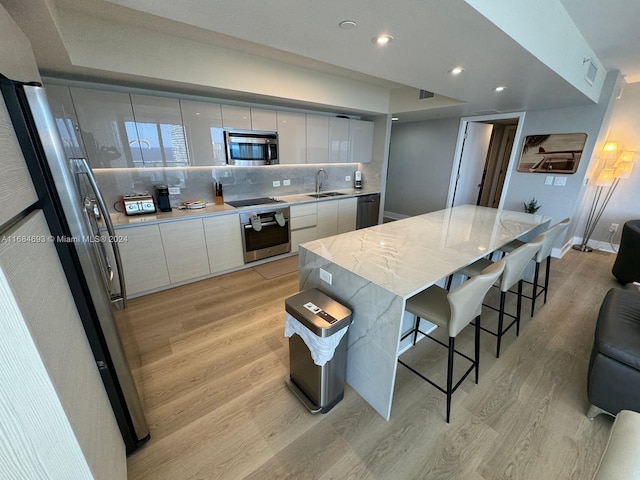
383 210 410 221
570 235 618 254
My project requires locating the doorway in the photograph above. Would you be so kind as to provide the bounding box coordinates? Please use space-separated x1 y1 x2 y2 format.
448 112 525 209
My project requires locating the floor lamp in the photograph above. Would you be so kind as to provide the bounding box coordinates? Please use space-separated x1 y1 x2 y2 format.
573 151 635 252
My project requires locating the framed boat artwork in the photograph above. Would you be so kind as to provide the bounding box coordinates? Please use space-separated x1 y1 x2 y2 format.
517 133 587 173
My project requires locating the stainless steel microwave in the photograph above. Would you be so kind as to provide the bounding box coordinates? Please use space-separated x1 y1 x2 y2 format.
224 130 278 166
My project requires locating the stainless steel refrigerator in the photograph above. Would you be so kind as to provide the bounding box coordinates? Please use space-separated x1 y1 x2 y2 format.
0 74 149 454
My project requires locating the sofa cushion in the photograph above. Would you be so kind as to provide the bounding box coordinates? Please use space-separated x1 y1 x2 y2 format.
593 410 640 479
595 288 640 371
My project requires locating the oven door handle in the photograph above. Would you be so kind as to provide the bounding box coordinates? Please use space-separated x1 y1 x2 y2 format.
244 220 288 229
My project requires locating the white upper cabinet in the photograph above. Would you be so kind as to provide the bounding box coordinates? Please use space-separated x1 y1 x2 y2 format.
349 119 374 163
130 94 189 167
70 87 142 168
221 105 252 130
277 111 306 164
180 99 226 166
44 84 86 159
306 115 330 164
250 108 277 132
329 117 350 163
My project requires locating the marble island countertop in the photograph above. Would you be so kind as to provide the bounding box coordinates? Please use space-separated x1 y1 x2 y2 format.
110 188 379 228
297 204 552 420
301 204 551 299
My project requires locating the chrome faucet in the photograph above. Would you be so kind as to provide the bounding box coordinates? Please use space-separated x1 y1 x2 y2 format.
315 169 328 193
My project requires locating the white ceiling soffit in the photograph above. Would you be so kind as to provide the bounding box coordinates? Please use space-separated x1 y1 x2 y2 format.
560 0 640 84
103 0 604 117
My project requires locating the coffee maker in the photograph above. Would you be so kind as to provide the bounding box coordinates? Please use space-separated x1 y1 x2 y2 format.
354 170 363 189
155 185 172 212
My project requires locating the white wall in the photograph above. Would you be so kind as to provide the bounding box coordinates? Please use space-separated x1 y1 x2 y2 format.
385 117 460 217
573 81 640 249
384 71 620 250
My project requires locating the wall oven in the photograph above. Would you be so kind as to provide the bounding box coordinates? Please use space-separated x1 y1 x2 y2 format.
225 130 278 166
239 207 290 263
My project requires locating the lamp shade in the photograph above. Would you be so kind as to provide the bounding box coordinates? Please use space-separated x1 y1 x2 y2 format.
602 142 618 161
614 160 634 179
595 168 615 187
614 150 636 167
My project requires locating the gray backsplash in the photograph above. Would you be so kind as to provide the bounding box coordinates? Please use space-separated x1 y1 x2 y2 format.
95 164 365 213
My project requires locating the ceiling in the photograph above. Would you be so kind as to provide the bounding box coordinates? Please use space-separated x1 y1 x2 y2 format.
3 0 640 121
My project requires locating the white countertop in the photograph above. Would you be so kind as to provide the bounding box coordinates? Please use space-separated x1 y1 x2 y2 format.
110 189 379 227
300 204 550 299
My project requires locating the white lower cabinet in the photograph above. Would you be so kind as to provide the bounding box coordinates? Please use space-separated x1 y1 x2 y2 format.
317 200 338 238
290 203 318 252
159 219 210 284
118 224 170 295
290 198 358 252
118 198 359 295
203 214 244 274
337 197 358 233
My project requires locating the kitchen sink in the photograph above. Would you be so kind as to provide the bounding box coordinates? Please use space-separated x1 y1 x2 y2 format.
306 191 347 198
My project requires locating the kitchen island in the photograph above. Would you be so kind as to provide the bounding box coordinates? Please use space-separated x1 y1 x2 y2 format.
298 204 551 420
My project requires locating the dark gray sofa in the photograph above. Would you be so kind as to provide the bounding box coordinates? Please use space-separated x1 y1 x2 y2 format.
587 284 640 419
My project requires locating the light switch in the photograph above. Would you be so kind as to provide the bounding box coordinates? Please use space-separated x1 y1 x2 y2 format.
283 179 291 186
545 176 554 185
168 186 181 194
554 176 567 186
273 180 281 187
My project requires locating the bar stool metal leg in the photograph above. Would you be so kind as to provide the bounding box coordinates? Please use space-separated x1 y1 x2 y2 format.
475 315 481 383
531 261 541 317
446 337 455 424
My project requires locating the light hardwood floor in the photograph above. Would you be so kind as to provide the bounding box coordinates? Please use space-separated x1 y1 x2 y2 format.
122 249 620 479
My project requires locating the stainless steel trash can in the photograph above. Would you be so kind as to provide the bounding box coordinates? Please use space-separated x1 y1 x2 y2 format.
285 288 352 413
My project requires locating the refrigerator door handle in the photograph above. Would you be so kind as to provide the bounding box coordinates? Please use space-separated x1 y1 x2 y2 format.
80 197 115 289
72 158 127 309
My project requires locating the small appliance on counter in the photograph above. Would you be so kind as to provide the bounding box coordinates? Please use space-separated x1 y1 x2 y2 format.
354 170 363 189
122 194 156 216
155 185 172 212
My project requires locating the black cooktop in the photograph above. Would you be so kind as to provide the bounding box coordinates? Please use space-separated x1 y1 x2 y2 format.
225 197 284 208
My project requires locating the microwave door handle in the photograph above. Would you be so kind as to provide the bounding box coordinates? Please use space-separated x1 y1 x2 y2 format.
73 158 127 309
266 142 272 164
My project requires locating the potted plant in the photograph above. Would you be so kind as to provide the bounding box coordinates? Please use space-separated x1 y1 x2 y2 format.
524 198 541 214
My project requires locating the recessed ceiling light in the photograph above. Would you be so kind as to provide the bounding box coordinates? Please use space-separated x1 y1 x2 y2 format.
494 86 506 92
449 67 464 75
391 117 399 121
339 20 357 30
372 34 393 46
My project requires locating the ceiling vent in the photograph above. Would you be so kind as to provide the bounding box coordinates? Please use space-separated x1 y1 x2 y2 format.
419 89 435 100
585 59 598 86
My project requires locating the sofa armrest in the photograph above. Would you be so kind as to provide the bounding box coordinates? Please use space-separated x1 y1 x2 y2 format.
593 410 640 479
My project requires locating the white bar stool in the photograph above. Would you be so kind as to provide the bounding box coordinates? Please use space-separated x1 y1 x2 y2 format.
398 259 505 423
455 234 544 357
500 218 571 317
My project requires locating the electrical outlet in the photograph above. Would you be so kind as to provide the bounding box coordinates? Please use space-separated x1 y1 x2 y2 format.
272 180 281 187
609 223 619 233
345 175 351 182
168 187 180 195
283 179 291 186
319 268 332 285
